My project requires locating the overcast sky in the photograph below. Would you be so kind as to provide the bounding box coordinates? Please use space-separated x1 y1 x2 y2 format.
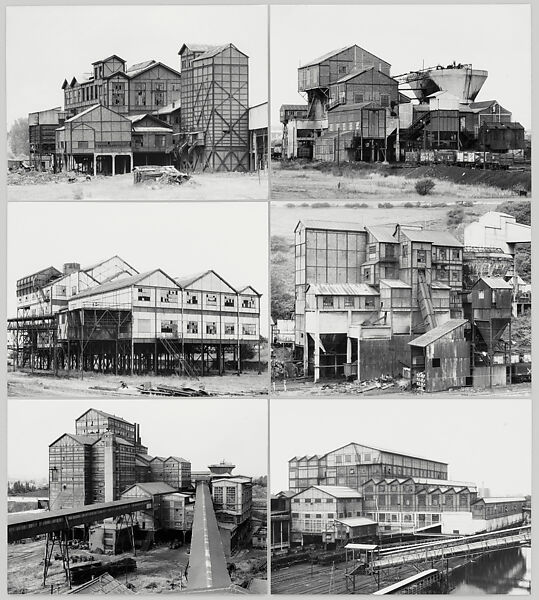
8 398 268 481
7 202 269 334
270 4 531 130
270 398 531 497
6 5 268 127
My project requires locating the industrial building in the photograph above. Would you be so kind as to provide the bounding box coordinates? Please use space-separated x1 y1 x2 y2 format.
9 256 262 377
29 44 267 174
280 46 526 162
48 408 255 555
278 441 526 547
290 212 529 391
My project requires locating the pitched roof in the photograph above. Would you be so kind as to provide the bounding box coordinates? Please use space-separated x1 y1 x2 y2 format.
310 485 362 499
295 219 366 233
307 283 378 296
71 269 179 300
476 277 513 289
301 45 354 68
174 269 237 293
336 66 397 85
378 279 411 289
64 105 102 123
399 227 463 247
68 572 133 595
318 441 448 465
194 43 247 62
92 55 126 65
126 60 181 79
409 319 468 347
469 100 496 110
366 225 398 244
49 433 99 447
76 408 132 425
475 497 526 504
179 43 220 55
126 59 156 75
335 516 377 527
123 482 179 496
166 456 190 463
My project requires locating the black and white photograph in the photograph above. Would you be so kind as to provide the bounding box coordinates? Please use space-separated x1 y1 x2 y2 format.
270 4 531 200
271 200 531 396
6 5 268 201
270 398 531 594
7 399 268 593
7 202 269 397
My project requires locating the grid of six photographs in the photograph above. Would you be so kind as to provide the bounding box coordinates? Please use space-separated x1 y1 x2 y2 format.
5 3 531 596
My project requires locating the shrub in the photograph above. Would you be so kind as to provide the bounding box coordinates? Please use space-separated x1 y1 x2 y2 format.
377 202 394 208
415 179 436 196
447 208 465 226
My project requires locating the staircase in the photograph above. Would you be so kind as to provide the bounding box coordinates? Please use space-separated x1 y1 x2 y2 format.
417 271 437 330
160 337 199 379
405 111 432 140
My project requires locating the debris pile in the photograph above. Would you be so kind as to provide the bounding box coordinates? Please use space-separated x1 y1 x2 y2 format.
137 382 210 397
133 165 191 185
271 359 304 379
7 170 89 186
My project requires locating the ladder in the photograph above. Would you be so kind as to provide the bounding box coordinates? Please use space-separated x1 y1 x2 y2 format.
417 271 437 330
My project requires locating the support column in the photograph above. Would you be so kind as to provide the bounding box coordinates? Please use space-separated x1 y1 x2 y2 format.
111 154 116 176
346 337 352 364
303 336 309 379
357 337 361 382
92 154 96 176
314 335 320 383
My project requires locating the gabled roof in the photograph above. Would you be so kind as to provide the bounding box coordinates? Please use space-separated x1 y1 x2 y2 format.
194 43 247 62
307 283 378 296
475 277 512 289
126 60 181 79
301 44 390 69
319 441 448 465
153 100 181 115
238 285 261 297
68 572 134 595
409 319 468 347
76 408 132 424
123 482 179 496
366 225 398 244
49 433 99 447
175 269 237 293
128 113 173 131
336 66 398 85
179 43 220 55
64 105 101 122
166 456 190 463
92 55 126 65
295 219 366 233
296 485 362 499
82 255 139 276
71 269 179 300
469 100 497 110
398 227 463 247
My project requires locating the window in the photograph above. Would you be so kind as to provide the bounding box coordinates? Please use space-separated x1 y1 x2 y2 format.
432 358 441 368
187 321 198 334
327 513 334 518
452 249 460 260
187 293 198 305
417 250 427 265
322 296 334 308
242 297 255 308
77 141 89 149
225 324 235 335
138 288 151 302
478 290 485 300
339 65 347 74
363 268 371 281
155 135 166 148
206 294 217 305
133 135 143 149
438 248 447 260
224 296 235 307
365 297 375 308
353 93 364 104
161 320 175 334
344 296 354 308
242 324 256 336
206 322 217 335
380 94 390 108
402 244 408 258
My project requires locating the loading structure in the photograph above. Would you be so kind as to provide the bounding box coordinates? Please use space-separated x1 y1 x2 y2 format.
8 257 262 377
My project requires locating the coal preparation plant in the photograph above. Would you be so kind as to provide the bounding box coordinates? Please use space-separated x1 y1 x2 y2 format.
279 46 527 165
290 211 530 392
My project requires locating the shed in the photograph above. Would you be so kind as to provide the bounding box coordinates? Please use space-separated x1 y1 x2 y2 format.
409 319 470 392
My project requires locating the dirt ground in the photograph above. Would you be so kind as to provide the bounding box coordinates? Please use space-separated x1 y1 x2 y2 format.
271 161 527 200
7 171 268 201
271 379 531 398
7 369 269 398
